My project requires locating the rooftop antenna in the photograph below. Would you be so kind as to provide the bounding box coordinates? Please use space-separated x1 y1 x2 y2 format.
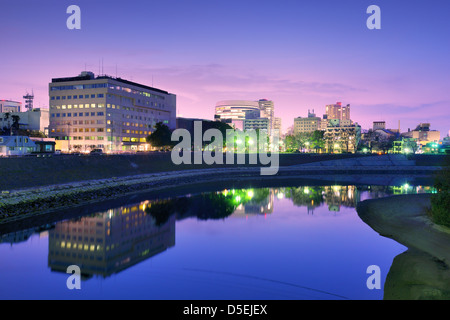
23 90 34 111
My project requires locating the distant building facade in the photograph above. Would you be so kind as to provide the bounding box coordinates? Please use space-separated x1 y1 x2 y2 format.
215 99 278 136
0 108 49 133
244 117 269 132
373 121 386 130
258 99 274 135
214 100 260 131
0 100 21 113
324 122 361 153
273 117 282 135
402 123 440 146
325 102 350 121
294 110 321 134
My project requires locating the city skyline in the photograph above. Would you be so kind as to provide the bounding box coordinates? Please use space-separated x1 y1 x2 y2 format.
1 0 449 136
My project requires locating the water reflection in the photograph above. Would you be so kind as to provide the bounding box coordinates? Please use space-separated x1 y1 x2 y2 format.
48 202 175 279
0 185 436 248
0 184 440 299
384 248 450 300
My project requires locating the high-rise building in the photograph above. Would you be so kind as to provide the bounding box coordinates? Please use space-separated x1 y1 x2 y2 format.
325 102 351 121
258 99 274 135
48 71 176 153
244 117 269 132
215 99 279 136
273 117 282 135
214 100 260 131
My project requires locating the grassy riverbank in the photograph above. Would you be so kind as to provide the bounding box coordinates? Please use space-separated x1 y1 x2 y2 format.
357 194 450 266
429 157 450 227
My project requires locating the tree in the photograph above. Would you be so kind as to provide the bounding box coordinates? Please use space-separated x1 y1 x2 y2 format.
283 134 298 152
295 132 311 151
308 130 325 152
1 113 11 135
430 157 450 227
10 115 21 135
146 122 173 149
201 120 232 147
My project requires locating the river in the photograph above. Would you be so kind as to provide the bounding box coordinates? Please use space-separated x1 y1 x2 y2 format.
0 184 436 300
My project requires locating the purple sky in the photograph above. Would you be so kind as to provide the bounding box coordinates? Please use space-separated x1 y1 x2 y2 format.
1 0 449 136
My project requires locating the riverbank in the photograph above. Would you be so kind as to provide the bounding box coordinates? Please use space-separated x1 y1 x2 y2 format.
0 153 447 190
357 193 450 266
0 154 445 226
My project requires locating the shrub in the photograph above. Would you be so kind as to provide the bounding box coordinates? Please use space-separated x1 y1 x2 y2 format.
430 157 450 227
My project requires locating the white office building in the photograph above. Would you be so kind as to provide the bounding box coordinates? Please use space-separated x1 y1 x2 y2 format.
0 108 49 133
48 71 176 153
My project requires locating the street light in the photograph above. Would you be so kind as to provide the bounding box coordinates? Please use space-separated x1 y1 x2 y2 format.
67 122 72 153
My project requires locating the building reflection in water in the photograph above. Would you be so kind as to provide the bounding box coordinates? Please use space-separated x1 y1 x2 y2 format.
222 189 274 218
48 201 175 279
0 184 437 280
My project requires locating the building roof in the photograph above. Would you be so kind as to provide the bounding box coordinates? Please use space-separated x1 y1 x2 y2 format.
0 136 36 147
51 72 170 95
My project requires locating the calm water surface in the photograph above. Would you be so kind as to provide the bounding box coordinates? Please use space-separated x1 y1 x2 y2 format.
0 184 435 300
